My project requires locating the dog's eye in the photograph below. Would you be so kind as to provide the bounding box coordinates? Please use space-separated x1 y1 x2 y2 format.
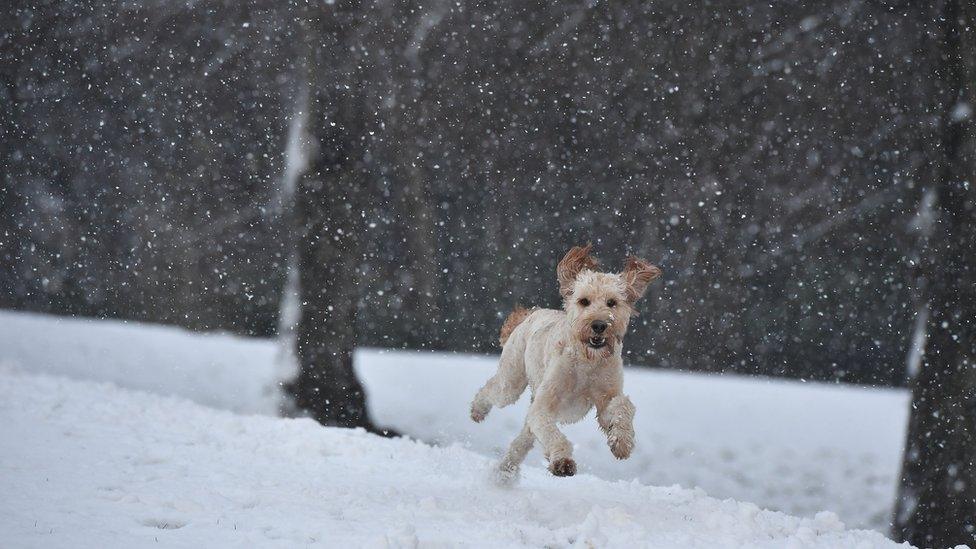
607 299 617 307
578 298 590 307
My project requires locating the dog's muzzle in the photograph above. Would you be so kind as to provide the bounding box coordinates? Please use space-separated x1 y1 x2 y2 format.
588 320 609 348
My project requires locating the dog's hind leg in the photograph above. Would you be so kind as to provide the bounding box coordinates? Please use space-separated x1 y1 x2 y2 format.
470 339 527 422
494 422 534 485
525 376 576 476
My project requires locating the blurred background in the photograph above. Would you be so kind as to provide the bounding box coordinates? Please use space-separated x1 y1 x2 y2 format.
3 2 975 545
1 1 952 386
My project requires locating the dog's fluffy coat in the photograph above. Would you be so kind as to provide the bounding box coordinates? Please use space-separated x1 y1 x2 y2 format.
471 245 661 480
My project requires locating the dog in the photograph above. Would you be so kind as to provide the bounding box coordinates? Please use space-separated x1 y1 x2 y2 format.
470 244 661 480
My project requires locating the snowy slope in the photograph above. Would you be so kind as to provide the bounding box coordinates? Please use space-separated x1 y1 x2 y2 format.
0 311 909 533
0 311 281 414
0 368 906 548
358 350 909 533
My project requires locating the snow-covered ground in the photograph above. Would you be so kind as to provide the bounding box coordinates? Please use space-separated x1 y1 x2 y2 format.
0 311 910 547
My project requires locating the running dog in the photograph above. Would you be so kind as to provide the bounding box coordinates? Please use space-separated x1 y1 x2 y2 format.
470 245 661 480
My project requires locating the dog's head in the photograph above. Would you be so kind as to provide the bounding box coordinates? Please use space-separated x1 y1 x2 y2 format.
557 245 661 359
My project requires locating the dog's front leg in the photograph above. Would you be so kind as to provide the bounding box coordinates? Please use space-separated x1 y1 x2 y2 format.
526 400 576 477
597 394 636 460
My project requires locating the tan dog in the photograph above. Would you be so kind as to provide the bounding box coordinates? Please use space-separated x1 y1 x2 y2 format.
471 245 661 480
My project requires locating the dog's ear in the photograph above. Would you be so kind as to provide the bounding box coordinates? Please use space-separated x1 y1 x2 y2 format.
556 244 600 298
622 256 661 302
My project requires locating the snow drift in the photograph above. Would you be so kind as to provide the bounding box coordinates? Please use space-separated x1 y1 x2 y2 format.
0 368 905 548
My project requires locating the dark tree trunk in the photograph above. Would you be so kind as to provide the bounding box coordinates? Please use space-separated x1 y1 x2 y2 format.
893 1 976 545
285 1 378 431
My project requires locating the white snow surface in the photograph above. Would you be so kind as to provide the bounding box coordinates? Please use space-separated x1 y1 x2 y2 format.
0 311 910 547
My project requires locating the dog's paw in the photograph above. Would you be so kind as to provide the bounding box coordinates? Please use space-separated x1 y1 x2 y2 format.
549 457 577 477
608 430 634 460
491 464 520 487
470 401 490 423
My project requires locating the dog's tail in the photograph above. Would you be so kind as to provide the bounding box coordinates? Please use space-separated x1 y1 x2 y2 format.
499 306 534 347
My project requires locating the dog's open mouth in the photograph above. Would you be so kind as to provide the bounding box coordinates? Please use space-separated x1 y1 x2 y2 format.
587 336 607 349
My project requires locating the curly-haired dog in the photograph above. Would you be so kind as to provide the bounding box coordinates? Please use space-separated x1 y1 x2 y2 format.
471 245 661 480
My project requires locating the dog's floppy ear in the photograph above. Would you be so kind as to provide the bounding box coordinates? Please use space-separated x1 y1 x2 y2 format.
556 244 600 298
622 256 661 302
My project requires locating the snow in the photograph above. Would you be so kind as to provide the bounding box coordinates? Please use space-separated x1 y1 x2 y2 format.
360 350 909 532
0 311 282 415
0 369 904 548
0 311 910 546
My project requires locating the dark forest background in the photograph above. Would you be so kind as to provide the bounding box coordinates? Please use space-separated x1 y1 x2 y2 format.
0 1 953 386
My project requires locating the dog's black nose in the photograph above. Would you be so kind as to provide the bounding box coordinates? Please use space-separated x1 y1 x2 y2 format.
591 320 608 334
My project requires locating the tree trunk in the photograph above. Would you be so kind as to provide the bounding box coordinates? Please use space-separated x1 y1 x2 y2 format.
284 0 379 431
893 1 976 545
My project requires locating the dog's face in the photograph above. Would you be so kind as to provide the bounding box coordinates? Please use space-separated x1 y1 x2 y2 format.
557 245 661 359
